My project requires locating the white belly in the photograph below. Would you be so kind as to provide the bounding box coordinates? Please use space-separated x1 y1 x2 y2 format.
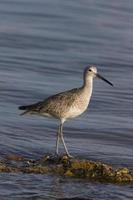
65 103 88 119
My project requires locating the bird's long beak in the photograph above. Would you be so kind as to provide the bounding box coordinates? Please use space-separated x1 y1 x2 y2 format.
96 73 113 86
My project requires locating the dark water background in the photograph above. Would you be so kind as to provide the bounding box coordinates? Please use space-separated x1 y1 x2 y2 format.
0 0 133 199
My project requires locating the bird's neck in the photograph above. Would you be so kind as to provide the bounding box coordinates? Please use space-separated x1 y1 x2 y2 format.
79 75 93 105
82 75 93 91
81 75 93 101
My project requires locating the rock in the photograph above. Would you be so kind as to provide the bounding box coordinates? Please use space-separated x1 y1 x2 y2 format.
0 154 133 184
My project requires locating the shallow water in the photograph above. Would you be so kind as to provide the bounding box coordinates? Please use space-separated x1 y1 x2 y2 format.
0 0 133 199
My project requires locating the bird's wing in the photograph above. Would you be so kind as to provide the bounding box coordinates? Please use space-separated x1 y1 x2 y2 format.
19 88 80 116
39 88 79 113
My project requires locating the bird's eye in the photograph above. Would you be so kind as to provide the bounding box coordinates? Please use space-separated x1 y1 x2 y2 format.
88 69 92 72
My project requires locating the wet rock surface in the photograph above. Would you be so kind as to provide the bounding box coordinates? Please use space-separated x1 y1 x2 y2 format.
0 154 133 184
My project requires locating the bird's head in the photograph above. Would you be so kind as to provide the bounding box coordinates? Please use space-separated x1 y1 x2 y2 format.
84 65 113 86
85 65 97 77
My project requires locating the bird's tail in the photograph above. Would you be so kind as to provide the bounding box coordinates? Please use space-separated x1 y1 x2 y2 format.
19 105 28 110
18 105 32 116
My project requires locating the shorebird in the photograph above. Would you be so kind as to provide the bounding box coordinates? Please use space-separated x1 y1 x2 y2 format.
19 65 113 157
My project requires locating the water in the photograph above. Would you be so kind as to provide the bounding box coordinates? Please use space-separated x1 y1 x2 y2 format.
0 0 133 199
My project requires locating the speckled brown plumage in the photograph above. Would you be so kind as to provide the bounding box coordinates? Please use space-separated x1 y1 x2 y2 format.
19 66 113 157
19 86 91 120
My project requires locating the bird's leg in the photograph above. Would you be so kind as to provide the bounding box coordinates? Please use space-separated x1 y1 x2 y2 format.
60 123 73 158
55 125 60 156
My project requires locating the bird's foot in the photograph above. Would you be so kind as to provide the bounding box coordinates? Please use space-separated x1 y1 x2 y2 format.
49 153 60 161
54 152 73 160
65 153 73 159
41 153 60 164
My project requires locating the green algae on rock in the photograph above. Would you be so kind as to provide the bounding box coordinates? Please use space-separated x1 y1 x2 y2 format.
0 154 133 184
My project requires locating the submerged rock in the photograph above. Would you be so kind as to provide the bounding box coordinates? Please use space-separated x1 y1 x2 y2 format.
0 154 133 184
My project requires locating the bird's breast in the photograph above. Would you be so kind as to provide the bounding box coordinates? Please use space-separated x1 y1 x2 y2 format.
64 93 91 119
